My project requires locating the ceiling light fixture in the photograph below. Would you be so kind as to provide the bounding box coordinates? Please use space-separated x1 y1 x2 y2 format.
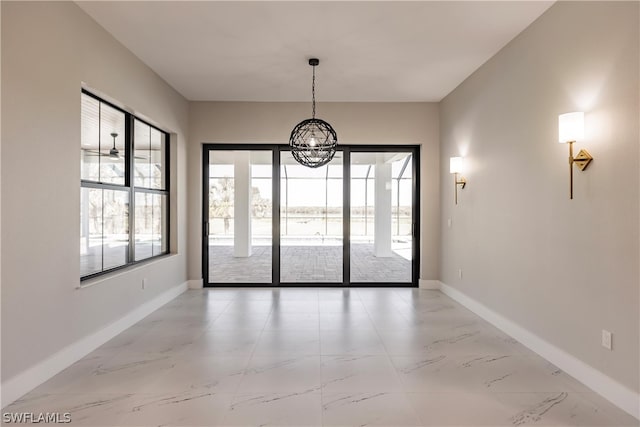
289 58 337 168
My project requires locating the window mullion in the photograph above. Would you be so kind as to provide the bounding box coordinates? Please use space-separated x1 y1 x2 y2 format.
127 114 135 264
101 189 105 272
98 102 102 183
81 180 129 191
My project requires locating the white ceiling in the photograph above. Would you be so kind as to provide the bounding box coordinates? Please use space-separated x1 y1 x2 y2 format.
77 1 553 102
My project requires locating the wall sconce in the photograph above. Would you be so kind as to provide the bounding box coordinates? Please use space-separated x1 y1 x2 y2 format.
558 112 593 199
449 156 466 205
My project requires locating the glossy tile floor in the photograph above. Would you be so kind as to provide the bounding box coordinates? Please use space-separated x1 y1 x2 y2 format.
6 288 638 426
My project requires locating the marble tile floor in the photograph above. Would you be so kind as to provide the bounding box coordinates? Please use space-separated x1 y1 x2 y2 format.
4 288 638 426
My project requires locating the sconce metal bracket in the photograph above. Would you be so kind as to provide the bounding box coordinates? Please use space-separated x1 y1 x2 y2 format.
454 173 466 205
567 142 593 199
573 149 593 171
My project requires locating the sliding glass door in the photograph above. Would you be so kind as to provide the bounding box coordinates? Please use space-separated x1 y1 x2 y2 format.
280 151 343 283
207 150 273 284
203 145 418 286
350 151 414 283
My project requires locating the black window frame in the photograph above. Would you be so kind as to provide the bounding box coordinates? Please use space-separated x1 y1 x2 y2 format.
80 89 170 281
201 144 420 287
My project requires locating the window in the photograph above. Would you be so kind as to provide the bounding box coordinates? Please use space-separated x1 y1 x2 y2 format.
80 90 169 279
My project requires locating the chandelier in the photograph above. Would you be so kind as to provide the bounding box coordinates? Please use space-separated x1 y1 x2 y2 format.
289 58 338 168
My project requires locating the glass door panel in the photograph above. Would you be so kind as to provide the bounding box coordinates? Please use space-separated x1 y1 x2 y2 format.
350 152 413 283
280 151 343 283
208 150 272 283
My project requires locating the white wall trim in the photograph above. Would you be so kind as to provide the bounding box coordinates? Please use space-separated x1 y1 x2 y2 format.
1 281 188 409
439 281 640 420
419 279 442 289
188 279 203 289
76 254 179 290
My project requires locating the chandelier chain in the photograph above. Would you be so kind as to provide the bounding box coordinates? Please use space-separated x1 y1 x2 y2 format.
311 64 316 119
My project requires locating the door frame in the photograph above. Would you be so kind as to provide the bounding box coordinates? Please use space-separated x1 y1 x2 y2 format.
202 143 420 287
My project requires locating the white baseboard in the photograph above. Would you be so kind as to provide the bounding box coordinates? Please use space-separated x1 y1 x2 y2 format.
419 279 442 289
439 281 640 421
188 279 203 289
1 281 188 409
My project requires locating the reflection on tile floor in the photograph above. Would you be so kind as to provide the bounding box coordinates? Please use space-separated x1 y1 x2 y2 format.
4 288 638 426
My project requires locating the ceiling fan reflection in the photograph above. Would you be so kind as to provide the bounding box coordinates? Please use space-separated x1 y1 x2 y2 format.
83 132 148 160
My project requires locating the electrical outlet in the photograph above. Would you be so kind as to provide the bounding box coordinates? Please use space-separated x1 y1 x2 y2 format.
601 329 612 350
142 278 148 290
458 269 463 279
447 218 452 228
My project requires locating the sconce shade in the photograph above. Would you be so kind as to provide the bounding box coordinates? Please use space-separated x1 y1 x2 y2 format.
558 112 584 143
450 157 463 174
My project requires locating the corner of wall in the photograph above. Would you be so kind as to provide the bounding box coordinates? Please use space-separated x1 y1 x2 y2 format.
188 279 203 289
418 279 441 290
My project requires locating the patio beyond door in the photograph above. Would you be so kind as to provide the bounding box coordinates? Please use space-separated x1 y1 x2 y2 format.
203 145 418 286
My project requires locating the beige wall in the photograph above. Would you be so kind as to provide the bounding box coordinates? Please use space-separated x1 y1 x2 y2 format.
1 2 189 381
4 0 637 413
188 102 440 282
439 1 639 392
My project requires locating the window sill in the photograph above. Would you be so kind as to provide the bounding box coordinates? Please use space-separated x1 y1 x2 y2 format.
77 253 178 290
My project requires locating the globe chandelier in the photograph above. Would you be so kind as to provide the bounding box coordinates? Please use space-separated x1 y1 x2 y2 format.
289 58 338 168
